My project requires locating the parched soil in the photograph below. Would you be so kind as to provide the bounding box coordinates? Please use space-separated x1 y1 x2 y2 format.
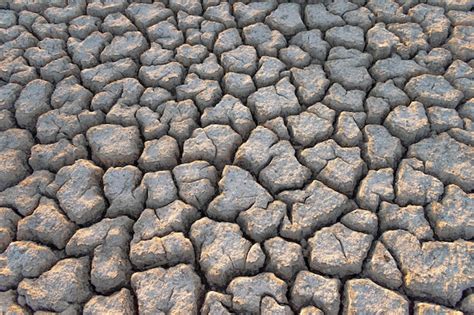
0 0 473 314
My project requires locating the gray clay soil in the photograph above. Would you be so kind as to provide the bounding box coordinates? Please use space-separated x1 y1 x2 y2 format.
0 0 473 314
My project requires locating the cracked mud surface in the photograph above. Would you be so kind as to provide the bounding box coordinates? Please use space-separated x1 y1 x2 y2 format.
0 0 473 314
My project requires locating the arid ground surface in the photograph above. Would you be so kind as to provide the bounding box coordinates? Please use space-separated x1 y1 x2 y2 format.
0 0 473 314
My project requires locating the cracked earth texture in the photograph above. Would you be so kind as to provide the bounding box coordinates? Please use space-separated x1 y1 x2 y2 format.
0 0 473 314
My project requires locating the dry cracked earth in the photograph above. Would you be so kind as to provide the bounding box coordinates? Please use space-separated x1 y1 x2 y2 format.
0 0 473 314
